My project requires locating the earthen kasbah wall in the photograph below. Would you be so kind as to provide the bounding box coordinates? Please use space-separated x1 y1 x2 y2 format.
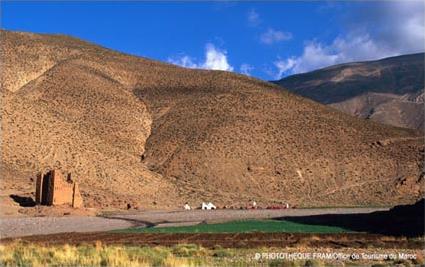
35 170 83 208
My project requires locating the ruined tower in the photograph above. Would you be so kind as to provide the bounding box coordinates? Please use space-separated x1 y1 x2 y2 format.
35 169 83 208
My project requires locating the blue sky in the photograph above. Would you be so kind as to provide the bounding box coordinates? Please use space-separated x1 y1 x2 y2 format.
2 1 424 80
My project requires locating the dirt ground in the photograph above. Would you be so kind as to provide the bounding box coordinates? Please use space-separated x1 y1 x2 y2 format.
2 232 423 250
0 208 388 238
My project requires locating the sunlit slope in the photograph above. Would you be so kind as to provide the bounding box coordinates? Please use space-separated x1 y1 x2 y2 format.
1 30 423 208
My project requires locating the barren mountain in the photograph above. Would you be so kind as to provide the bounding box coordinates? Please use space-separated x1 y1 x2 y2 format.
274 53 424 130
1 30 424 210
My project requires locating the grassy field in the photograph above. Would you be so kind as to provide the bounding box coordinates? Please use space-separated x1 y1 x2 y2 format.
1 242 423 267
113 219 352 234
0 242 212 267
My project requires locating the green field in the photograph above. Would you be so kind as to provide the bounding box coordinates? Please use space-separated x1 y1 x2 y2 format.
113 219 353 234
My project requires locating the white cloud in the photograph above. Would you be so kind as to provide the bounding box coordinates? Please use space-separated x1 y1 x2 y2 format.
349 1 425 54
273 34 394 78
168 43 233 71
203 43 234 71
260 28 292 44
274 58 297 79
247 9 260 26
240 64 254 76
168 55 198 69
272 1 425 79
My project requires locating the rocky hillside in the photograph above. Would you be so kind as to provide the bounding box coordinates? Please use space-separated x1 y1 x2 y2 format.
1 30 424 210
274 53 424 130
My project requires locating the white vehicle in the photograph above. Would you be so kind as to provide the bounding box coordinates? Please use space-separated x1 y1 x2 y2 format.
201 202 216 210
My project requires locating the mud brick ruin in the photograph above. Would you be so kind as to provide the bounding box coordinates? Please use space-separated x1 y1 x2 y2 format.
35 170 83 208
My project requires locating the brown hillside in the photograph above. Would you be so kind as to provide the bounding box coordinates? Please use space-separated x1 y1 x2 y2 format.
274 53 424 130
330 92 424 130
1 30 424 210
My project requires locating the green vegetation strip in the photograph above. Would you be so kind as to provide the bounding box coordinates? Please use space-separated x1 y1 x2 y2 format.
113 219 353 234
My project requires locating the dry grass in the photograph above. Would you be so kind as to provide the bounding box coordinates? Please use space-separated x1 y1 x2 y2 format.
0 242 205 267
1 241 424 267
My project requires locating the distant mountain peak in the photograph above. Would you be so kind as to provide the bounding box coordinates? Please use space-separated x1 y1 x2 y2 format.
274 53 425 130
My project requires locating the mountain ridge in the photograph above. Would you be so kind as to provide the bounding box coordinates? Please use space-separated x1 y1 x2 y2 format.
274 53 424 130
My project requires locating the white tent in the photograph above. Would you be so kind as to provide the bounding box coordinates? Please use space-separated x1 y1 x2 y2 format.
201 202 216 210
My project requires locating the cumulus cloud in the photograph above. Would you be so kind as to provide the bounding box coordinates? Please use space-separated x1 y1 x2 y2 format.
247 9 261 26
203 43 234 71
168 43 233 71
273 1 425 78
240 64 254 76
260 28 292 44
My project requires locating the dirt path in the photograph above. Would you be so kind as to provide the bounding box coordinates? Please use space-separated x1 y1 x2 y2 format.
0 216 134 239
0 208 388 238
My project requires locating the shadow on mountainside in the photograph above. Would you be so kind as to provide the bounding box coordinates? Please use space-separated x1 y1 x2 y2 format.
277 199 424 237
